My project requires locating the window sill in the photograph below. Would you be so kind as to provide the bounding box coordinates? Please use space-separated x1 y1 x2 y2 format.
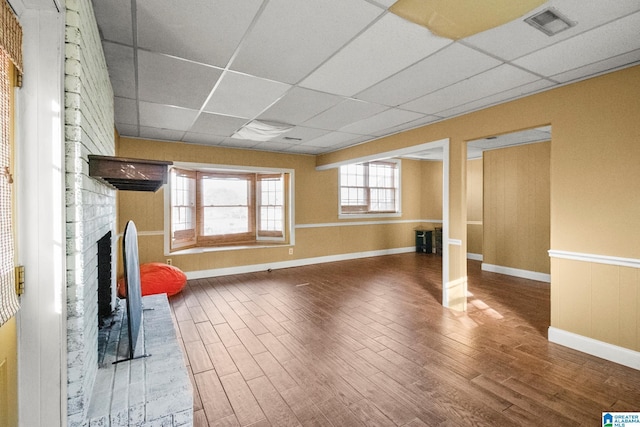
168 242 290 256
338 212 402 220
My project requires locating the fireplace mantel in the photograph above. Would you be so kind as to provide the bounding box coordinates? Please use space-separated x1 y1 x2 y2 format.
88 155 173 192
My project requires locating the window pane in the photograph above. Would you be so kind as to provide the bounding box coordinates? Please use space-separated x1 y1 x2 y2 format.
170 168 197 249
260 206 283 231
340 161 398 214
202 206 249 235
201 177 248 206
258 174 284 237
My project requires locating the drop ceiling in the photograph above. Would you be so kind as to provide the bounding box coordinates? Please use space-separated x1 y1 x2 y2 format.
91 0 640 156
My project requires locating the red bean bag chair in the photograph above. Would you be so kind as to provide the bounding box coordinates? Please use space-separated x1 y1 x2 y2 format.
118 262 187 298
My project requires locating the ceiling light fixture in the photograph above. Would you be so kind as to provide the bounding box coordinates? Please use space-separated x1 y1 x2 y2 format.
524 8 576 36
389 0 545 40
231 120 293 142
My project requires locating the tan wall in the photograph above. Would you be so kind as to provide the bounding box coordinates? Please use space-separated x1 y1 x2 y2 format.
483 142 550 273
316 65 640 349
419 160 443 221
116 139 430 273
466 158 483 256
552 258 640 352
117 65 640 351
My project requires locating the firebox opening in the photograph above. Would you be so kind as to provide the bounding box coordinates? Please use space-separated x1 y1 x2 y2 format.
97 231 114 328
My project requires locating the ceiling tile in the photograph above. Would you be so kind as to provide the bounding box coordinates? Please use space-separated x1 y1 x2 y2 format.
300 131 365 148
370 114 442 137
370 0 396 8
258 87 344 125
102 42 136 99
402 147 443 161
436 79 554 118
339 108 424 135
300 13 452 96
230 0 383 83
251 141 299 153
189 112 248 137
218 138 260 149
285 145 325 155
91 0 132 45
464 0 640 61
401 65 540 115
138 50 223 109
303 99 387 131
513 12 640 77
114 97 137 126
204 71 291 119
139 102 199 131
356 43 502 106
468 128 551 150
182 133 226 146
136 0 263 67
139 126 186 142
327 136 373 151
115 123 139 138
551 49 640 83
271 126 329 144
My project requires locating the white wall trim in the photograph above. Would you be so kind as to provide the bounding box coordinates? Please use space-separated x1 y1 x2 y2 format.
549 250 640 269
185 247 415 280
481 263 550 283
296 219 442 229
315 138 449 171
548 327 640 371
138 219 445 235
15 6 66 426
467 253 483 261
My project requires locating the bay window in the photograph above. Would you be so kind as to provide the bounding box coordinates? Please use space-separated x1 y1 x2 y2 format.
169 166 288 251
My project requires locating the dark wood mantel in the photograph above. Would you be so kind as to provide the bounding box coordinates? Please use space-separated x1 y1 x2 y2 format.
88 155 173 192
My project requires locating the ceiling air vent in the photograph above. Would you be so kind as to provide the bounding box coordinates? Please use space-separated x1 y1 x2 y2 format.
525 8 576 36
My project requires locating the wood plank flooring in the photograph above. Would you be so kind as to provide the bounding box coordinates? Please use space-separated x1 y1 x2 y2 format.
168 253 640 426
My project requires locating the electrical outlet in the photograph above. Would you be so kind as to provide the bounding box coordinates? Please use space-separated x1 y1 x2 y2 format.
166 259 172 265
288 248 293 255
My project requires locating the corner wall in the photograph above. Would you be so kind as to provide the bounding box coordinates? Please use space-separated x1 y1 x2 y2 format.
316 64 640 365
64 1 116 425
466 158 483 257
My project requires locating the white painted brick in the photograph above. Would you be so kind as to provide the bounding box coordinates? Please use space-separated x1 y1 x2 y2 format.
66 0 80 12
172 410 192 426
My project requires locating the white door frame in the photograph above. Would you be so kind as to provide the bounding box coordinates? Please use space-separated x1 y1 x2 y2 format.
13 2 66 426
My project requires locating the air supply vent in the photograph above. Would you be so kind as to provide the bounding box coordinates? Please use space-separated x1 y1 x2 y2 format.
525 8 576 36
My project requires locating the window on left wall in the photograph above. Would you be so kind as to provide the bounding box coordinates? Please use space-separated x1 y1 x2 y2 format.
169 166 289 252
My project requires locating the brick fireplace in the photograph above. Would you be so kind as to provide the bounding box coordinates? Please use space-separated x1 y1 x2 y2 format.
64 4 191 425
64 1 117 425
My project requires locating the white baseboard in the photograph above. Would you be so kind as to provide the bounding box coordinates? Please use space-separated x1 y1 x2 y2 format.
548 327 640 371
481 263 550 283
467 253 483 261
185 246 415 280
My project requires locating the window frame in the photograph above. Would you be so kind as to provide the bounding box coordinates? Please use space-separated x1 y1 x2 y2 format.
166 162 294 253
338 159 401 219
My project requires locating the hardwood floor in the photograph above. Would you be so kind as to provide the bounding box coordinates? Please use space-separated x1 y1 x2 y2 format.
168 253 640 426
